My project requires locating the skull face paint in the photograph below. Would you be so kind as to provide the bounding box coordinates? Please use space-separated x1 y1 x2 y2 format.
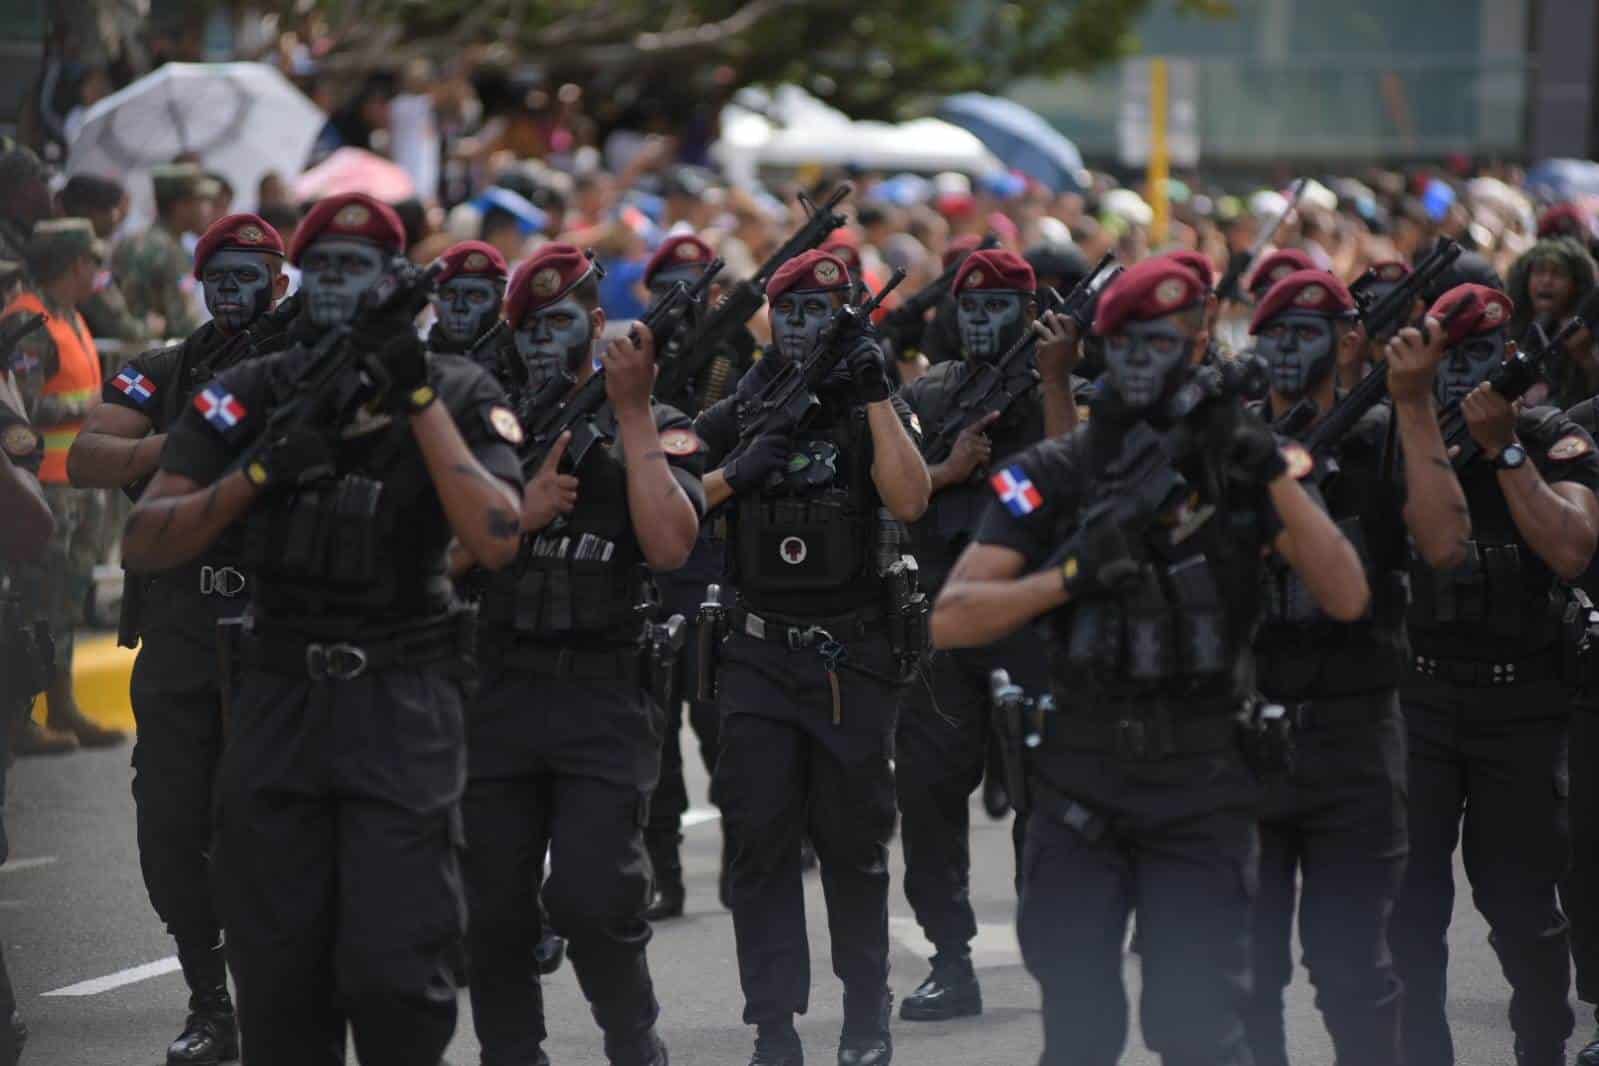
647 265 703 301
771 289 837 364
957 290 1027 362
432 277 503 348
514 295 593 388
1256 312 1337 399
201 249 276 334
299 238 386 327
1435 329 1507 408
1102 319 1193 410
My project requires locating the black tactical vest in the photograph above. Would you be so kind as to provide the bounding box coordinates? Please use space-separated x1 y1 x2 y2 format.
479 425 651 646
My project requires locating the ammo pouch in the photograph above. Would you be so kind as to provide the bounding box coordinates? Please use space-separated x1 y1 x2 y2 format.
1562 587 1599 705
736 491 865 594
1064 553 1229 686
882 556 930 675
509 552 643 637
1411 539 1521 638
245 475 397 607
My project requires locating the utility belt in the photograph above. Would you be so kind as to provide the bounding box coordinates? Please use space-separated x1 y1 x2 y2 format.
237 605 476 682
1049 706 1240 761
120 562 250 647
1254 622 1408 699
1408 648 1560 687
481 614 687 710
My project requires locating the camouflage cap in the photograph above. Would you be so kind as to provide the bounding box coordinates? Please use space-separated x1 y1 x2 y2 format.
23 218 105 279
151 163 210 203
0 140 47 193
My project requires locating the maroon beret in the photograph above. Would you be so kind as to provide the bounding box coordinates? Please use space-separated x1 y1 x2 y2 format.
1362 259 1411 286
1249 269 1357 334
192 213 284 279
1538 203 1591 240
1161 249 1215 290
766 249 851 302
941 233 984 271
505 242 596 327
644 233 715 287
434 240 508 285
953 249 1036 295
1092 257 1205 336
821 230 863 272
288 193 406 265
1247 248 1317 298
1426 283 1514 348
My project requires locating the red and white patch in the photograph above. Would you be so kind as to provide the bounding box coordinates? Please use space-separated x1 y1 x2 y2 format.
1281 442 1314 480
1549 434 1593 461
531 267 563 298
1294 284 1326 307
334 204 371 228
659 428 702 457
1483 300 1506 326
964 269 986 290
779 536 808 565
1155 278 1186 309
813 260 841 286
675 241 700 261
237 224 266 244
489 405 524 445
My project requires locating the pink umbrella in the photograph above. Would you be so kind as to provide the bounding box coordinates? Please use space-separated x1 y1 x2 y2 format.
293 147 416 203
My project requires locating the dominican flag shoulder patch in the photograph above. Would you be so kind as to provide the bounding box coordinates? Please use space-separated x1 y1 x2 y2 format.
991 465 1044 517
194 383 247 431
112 366 156 405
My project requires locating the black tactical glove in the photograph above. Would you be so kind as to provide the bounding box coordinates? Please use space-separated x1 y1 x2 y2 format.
1228 408 1289 487
1049 519 1141 599
375 331 435 413
848 333 893 404
244 425 335 488
723 434 790 496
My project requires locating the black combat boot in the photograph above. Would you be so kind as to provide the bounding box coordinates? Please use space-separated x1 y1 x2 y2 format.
607 1026 669 1066
838 990 892 1066
899 951 981 1021
748 1020 803 1066
0 1009 25 1066
644 827 686 921
536 931 567 976
1515 1037 1567 1066
168 941 238 1064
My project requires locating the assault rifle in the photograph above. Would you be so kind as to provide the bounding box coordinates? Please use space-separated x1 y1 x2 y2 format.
244 258 442 464
1442 288 1599 468
1271 239 1462 457
921 287 1064 466
1215 178 1306 302
725 268 906 467
877 233 999 352
656 185 851 406
524 260 722 472
0 311 45 362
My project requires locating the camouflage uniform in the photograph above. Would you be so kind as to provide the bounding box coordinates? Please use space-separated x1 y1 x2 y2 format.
112 223 199 340
79 270 151 350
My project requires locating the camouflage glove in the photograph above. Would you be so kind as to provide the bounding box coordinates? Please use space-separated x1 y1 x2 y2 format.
1049 519 1140 599
243 425 335 488
724 434 790 495
848 333 893 404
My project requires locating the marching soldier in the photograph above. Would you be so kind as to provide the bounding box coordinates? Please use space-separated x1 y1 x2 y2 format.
1243 269 1469 1066
67 212 294 1065
930 257 1371 1066
695 249 930 1066
120 192 526 1065
0 320 54 1066
3 218 126 753
1390 284 1599 1066
113 164 215 341
640 231 755 920
426 239 512 373
460 242 701 1066
892 248 1075 1022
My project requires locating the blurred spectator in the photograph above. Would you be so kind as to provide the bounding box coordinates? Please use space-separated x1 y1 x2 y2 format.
111 163 213 340
258 171 293 211
391 59 444 206
59 175 148 343
309 71 396 166
0 142 55 266
62 67 113 145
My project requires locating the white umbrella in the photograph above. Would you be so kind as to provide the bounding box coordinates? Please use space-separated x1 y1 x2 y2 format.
66 62 325 224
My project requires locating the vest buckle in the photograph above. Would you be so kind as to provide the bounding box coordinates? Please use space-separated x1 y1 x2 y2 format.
200 565 247 598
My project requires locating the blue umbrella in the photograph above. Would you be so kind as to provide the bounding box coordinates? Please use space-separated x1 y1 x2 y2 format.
1526 158 1599 203
935 93 1089 195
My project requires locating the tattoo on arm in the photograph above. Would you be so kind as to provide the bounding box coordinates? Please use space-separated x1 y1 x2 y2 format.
1429 457 1452 471
486 507 520 539
200 483 220 520
451 461 501 489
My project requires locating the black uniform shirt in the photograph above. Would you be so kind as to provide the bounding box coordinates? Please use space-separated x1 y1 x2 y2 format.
696 363 921 618
901 359 1043 594
974 398 1282 707
1409 405 1599 660
161 347 524 625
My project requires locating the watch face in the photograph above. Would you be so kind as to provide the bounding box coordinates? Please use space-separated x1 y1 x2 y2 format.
1500 444 1526 467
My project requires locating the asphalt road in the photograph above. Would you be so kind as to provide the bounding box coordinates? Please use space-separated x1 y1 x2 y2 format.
2 731 1571 1065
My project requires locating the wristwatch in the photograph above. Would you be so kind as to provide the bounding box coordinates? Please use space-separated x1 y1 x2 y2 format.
1494 442 1527 471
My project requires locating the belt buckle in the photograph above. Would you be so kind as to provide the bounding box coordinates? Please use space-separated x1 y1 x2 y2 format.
306 642 368 681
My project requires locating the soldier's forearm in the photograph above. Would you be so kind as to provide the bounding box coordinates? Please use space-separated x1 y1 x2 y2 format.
617 406 698 571
68 431 165 489
1394 398 1469 569
1041 379 1079 439
33 395 89 427
932 568 1065 649
868 401 930 522
409 402 522 570
1269 476 1371 621
0 453 54 561
1500 468 1598 581
122 470 259 572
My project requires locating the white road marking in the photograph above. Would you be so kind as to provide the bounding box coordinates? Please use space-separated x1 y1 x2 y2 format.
682 807 721 828
44 956 182 997
0 856 57 875
890 917 1021 969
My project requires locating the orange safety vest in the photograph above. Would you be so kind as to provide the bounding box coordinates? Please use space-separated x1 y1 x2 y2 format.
3 291 102 483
